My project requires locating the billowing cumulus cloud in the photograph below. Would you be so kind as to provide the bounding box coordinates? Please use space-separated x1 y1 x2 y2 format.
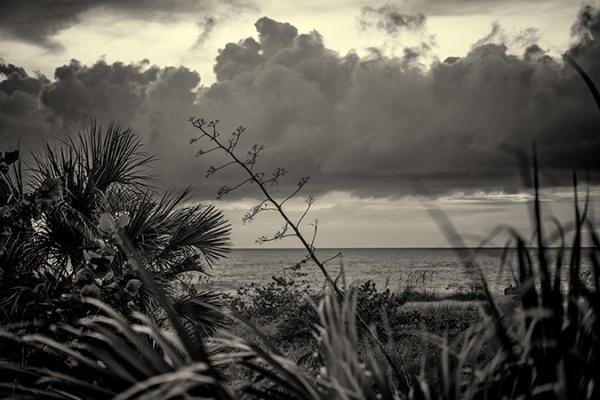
0 58 203 188
3 6 600 201
0 0 253 51
195 10 600 197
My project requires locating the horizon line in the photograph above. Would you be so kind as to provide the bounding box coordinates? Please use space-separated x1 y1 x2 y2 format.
229 246 596 250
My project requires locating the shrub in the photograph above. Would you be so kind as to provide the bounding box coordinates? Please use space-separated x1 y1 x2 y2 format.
230 276 318 343
230 277 409 348
0 123 230 336
354 280 406 327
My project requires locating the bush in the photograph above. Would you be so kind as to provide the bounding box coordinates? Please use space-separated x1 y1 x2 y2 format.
0 124 230 335
230 275 318 342
230 277 409 348
354 280 406 326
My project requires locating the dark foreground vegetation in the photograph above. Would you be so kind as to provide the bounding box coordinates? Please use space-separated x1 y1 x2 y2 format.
1 55 600 399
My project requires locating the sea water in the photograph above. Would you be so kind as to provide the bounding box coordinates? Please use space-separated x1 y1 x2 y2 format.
199 248 589 295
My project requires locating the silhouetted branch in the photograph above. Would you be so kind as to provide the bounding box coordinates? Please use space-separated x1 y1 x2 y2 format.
281 176 310 206
242 199 277 224
261 167 287 186
192 146 220 157
245 144 263 170
205 161 236 178
216 178 253 200
189 116 409 387
256 223 293 244
296 195 315 227
322 251 342 265
309 219 318 250
189 117 340 292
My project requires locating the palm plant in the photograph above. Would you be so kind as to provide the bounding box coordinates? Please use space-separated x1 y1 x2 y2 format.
26 122 154 271
0 150 60 325
0 237 236 399
0 122 231 334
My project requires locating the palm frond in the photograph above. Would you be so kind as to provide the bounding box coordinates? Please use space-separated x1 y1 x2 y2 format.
159 202 231 268
111 188 231 272
110 189 188 257
30 121 153 216
172 291 229 338
0 149 23 206
70 121 155 192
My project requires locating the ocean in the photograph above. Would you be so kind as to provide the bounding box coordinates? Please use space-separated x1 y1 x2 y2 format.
199 248 584 295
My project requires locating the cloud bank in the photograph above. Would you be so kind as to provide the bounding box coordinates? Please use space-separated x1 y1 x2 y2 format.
2 6 600 200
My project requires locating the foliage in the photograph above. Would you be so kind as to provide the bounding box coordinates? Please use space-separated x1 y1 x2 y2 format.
219 285 410 400
0 123 231 335
230 277 408 345
415 176 600 400
354 280 407 327
0 298 235 399
232 276 313 319
231 276 321 345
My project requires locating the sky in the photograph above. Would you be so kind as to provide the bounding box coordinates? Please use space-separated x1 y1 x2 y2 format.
2 0 600 248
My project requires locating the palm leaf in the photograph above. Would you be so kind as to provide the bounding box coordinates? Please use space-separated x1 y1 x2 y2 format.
172 291 229 338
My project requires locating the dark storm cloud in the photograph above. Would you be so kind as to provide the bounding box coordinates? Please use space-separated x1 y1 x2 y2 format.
255 18 298 55
196 8 600 198
570 4 600 61
41 59 160 127
0 64 50 96
0 0 253 51
4 6 600 200
0 58 203 188
358 5 426 35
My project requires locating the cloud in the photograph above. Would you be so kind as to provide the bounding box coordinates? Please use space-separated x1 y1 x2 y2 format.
0 58 202 183
472 22 541 51
0 0 254 51
192 16 218 50
0 64 50 96
196 6 600 198
358 5 426 35
4 6 600 202
390 0 570 17
570 5 600 61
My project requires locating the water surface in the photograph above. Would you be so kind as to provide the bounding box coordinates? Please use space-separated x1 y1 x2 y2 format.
201 248 573 295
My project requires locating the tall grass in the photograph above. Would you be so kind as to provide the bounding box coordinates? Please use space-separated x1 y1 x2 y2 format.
218 171 600 398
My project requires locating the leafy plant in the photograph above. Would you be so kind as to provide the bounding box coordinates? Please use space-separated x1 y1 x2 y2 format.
0 122 231 336
0 296 235 399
